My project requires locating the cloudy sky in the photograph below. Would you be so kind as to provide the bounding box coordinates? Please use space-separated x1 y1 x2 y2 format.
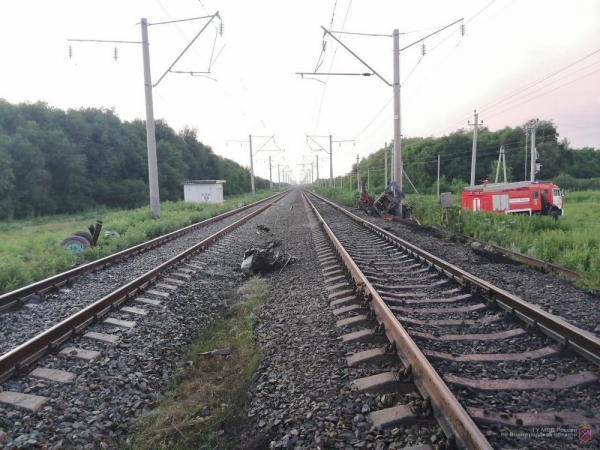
1 0 599 183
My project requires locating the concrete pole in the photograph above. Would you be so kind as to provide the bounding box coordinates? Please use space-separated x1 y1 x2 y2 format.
530 120 537 182
141 19 160 217
437 154 440 197
384 143 388 187
393 29 402 190
524 131 528 181
268 155 273 189
249 135 256 195
329 135 333 188
367 168 370 191
277 164 281 190
356 154 360 192
470 110 479 186
495 148 501 184
502 146 507 183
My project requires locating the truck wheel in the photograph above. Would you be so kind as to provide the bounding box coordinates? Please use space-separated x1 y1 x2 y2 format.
60 235 91 255
549 210 559 221
73 231 95 246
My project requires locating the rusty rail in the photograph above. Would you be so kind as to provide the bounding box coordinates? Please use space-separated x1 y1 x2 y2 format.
0 196 284 383
0 191 287 313
303 192 492 450
309 190 600 366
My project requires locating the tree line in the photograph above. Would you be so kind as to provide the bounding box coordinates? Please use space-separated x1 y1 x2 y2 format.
340 120 600 194
0 100 270 219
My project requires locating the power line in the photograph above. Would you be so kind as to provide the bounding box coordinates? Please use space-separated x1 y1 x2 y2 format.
330 30 390 37
353 96 393 140
313 0 353 134
479 49 600 114
484 66 600 120
465 0 496 24
430 48 600 137
198 0 220 31
156 0 204 64
314 0 339 72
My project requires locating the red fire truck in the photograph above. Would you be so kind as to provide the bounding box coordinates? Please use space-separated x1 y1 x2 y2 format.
460 181 564 219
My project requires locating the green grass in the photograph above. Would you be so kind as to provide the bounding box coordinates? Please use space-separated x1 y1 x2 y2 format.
313 187 359 207
128 277 268 449
0 191 277 296
314 187 600 290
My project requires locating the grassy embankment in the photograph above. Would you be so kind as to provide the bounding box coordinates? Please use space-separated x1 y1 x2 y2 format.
313 187 600 290
128 277 268 450
0 191 277 296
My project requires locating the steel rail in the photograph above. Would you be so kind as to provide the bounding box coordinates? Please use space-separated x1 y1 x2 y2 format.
308 191 600 366
0 192 287 313
302 192 492 450
380 214 581 280
0 195 285 383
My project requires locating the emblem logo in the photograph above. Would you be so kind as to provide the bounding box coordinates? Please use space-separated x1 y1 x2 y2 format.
579 422 592 443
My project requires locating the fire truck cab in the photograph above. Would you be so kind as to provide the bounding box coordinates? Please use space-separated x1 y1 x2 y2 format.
461 181 564 219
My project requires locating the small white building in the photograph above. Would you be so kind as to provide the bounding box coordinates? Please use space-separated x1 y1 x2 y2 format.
183 180 226 204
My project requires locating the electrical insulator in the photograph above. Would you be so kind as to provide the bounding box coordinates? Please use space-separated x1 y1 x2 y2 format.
68 46 73 59
322 40 327 52
421 42 426 56
219 23 224 36
114 46 118 61
460 24 466 36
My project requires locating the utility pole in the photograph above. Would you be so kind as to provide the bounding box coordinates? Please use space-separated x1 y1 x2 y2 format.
356 154 360 192
437 154 440 197
277 164 281 190
227 135 283 195
393 29 402 191
329 135 333 188
70 13 220 216
305 18 461 211
307 135 353 189
384 142 388 187
495 146 507 184
529 119 538 182
524 130 528 181
268 155 273 189
367 168 370 190
248 135 256 195
140 19 160 217
316 154 319 186
468 110 482 186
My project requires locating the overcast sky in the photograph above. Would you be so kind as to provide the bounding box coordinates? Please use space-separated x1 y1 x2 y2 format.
1 0 599 183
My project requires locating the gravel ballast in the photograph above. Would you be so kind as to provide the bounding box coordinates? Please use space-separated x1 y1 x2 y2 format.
0 194 291 449
308 192 600 450
0 190 446 450
236 190 445 449
313 192 600 335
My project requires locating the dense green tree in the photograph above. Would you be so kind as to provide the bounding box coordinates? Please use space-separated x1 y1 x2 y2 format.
353 120 598 195
0 100 269 219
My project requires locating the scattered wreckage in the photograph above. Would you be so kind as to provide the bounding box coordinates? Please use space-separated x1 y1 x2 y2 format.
241 233 296 276
356 182 406 217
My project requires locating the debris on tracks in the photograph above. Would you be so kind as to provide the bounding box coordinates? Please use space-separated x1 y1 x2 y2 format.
241 241 295 276
199 347 232 356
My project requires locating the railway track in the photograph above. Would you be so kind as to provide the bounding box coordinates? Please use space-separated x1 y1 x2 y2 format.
0 192 290 358
0 191 291 446
303 190 600 449
0 191 285 314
